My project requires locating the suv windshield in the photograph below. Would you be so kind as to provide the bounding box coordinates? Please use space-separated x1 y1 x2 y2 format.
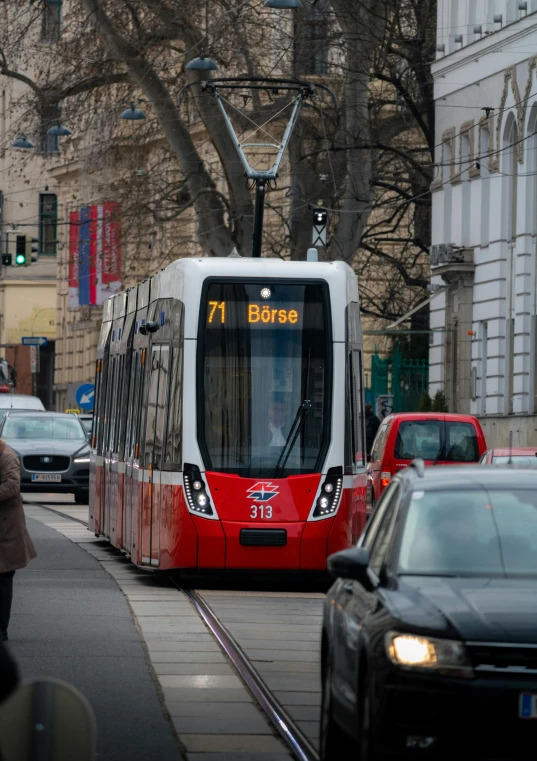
199 281 330 478
2 416 86 441
399 488 537 577
394 420 479 462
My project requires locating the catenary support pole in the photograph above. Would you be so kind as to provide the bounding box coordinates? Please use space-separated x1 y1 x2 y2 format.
252 179 266 258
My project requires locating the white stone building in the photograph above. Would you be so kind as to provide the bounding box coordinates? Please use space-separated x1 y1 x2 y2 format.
430 0 537 445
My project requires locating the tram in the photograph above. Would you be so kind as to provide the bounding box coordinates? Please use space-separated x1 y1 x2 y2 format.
89 256 367 571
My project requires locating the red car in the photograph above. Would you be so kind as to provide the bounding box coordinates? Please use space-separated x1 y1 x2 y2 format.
366 412 487 506
480 447 537 466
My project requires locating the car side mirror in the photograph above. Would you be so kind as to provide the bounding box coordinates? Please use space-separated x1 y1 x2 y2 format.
327 547 376 590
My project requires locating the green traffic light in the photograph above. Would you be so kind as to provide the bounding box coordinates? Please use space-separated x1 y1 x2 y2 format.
15 253 26 265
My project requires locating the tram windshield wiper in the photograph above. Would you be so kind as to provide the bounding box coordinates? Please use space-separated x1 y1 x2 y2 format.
273 399 312 479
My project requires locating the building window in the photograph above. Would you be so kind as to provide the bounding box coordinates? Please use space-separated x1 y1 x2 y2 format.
297 1 329 75
39 194 57 256
42 0 62 42
40 100 62 154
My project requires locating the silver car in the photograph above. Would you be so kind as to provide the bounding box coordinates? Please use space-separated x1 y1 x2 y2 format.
0 412 90 504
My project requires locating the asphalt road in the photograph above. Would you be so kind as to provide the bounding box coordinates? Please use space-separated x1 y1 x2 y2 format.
5 516 183 761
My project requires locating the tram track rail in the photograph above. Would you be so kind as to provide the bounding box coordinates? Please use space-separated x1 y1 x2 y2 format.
30 500 320 761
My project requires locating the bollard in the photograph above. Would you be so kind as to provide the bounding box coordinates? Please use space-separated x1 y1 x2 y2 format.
0 678 95 761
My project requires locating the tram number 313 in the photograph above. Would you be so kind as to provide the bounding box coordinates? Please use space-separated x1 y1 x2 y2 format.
250 505 273 519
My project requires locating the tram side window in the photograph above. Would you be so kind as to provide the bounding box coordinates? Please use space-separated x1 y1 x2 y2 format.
164 343 183 469
128 351 143 460
352 349 365 468
109 356 122 453
344 351 355 475
144 348 161 467
103 356 116 453
153 347 170 470
93 359 103 450
117 320 135 459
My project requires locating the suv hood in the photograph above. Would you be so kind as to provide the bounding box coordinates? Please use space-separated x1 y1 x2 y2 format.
3 438 88 457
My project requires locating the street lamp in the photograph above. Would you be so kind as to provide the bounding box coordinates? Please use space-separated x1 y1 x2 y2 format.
264 0 302 7
11 135 35 149
120 102 147 120
47 124 72 136
185 56 218 71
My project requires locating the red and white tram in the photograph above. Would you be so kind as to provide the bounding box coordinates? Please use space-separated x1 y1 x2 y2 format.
89 257 367 571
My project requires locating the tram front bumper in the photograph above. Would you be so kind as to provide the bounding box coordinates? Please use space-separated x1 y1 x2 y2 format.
217 519 335 570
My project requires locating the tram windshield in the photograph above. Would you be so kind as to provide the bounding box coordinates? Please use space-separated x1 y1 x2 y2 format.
199 281 330 478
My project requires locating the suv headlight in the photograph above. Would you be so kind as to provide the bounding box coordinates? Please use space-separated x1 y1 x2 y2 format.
74 452 90 463
385 632 472 677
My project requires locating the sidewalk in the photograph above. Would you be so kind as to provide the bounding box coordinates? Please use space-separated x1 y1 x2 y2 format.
20 501 294 761
5 511 183 761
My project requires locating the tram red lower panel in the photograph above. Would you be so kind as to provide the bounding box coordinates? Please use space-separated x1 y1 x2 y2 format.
92 463 362 571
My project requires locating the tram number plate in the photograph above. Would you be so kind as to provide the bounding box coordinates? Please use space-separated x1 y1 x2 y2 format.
250 506 273 520
31 473 61 482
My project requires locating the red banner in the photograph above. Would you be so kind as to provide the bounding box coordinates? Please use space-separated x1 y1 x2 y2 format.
102 201 121 284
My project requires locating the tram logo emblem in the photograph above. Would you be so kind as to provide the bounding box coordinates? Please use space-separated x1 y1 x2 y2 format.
246 482 279 503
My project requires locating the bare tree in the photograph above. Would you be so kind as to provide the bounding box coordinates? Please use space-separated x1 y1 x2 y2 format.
0 0 434 322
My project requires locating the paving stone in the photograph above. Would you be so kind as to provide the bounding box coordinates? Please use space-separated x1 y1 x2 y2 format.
173 713 271 735
297 721 319 738
186 754 291 761
283 705 319 721
260 675 319 692
144 629 215 649
163 687 253 703
180 735 286 753
254 662 318 673
167 702 265 720
147 641 221 652
150 651 227 663
245 650 317 662
276 692 321 706
154 663 235 676
159 674 243 689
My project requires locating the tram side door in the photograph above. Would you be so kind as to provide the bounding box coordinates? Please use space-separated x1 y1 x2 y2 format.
141 345 169 566
102 355 117 538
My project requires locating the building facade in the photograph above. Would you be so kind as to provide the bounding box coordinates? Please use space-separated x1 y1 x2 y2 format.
430 0 537 445
0 70 59 408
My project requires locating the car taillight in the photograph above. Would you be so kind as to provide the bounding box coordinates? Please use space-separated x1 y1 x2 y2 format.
381 471 391 487
184 464 213 516
312 467 343 517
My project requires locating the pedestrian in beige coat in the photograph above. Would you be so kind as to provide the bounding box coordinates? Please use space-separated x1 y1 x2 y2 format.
0 439 36 641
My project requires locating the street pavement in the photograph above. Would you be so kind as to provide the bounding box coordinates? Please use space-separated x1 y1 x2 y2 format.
5 512 183 761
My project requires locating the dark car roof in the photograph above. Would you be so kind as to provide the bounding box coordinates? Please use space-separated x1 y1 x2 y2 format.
394 463 537 492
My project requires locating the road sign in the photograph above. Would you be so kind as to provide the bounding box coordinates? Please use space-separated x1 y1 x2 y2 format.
76 383 95 410
21 336 48 347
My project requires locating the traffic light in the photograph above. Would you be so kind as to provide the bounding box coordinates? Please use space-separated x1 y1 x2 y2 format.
27 236 39 262
1 254 11 266
15 235 26 265
312 206 328 246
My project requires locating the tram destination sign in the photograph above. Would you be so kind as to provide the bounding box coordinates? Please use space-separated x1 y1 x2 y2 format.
206 300 303 328
203 282 326 332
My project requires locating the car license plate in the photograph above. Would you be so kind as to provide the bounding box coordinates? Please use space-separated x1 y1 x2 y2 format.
519 694 537 718
31 474 61 483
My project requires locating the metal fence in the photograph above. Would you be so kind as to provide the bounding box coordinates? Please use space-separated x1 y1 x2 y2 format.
365 346 428 413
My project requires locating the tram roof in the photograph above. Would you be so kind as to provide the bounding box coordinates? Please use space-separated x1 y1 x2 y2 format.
101 258 360 340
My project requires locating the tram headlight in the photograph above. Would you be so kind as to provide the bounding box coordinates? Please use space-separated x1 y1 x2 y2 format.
183 464 213 517
313 468 343 518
